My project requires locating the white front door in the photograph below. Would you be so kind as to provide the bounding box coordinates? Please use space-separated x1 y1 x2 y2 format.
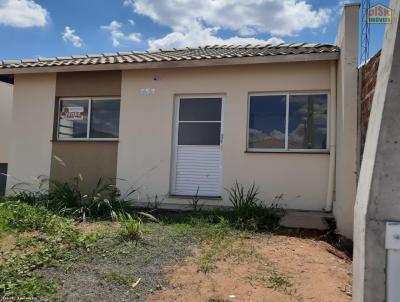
172 96 223 197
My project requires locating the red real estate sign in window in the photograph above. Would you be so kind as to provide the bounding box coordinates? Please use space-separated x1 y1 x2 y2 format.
60 106 84 121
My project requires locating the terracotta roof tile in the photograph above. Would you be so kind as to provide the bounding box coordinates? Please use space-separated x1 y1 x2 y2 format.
0 43 339 70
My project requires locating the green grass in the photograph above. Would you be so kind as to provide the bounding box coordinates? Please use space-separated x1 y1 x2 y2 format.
98 271 137 286
0 200 98 297
268 271 292 291
0 200 251 297
0 195 284 299
9 176 135 221
161 215 251 273
116 212 142 241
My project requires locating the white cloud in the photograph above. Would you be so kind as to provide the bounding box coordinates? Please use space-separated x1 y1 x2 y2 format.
249 128 285 143
335 0 351 15
124 0 331 36
0 0 48 28
148 22 284 50
101 20 141 47
338 0 353 7
62 26 84 48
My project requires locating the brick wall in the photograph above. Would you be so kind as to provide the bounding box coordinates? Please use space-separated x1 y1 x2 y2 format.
359 50 381 159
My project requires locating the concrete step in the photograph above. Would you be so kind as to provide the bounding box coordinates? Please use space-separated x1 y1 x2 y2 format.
279 210 332 231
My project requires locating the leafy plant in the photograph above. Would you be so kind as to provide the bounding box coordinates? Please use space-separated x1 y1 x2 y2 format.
0 201 54 233
225 181 284 231
227 181 259 219
268 271 292 290
8 175 50 205
267 270 297 296
50 176 133 221
117 212 142 241
8 176 134 221
0 200 96 297
117 210 158 241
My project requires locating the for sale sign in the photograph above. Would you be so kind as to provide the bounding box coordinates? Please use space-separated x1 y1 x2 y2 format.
60 107 84 120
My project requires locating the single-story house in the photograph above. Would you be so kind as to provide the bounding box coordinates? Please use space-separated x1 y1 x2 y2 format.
0 4 359 238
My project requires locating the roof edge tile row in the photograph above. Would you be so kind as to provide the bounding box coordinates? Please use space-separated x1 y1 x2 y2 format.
0 43 340 70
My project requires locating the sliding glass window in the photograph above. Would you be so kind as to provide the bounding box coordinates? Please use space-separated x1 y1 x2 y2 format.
248 93 328 152
58 97 120 140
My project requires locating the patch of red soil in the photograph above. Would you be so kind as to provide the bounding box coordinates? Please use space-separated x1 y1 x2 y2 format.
149 235 352 302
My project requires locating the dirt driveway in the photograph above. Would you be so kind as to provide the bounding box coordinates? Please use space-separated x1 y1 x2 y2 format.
149 234 352 302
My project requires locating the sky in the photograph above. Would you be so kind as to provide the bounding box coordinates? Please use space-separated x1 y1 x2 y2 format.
0 0 390 61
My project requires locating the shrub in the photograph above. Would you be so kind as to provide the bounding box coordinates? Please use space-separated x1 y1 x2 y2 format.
49 176 133 221
227 181 259 220
225 181 284 231
8 175 50 205
9 176 135 221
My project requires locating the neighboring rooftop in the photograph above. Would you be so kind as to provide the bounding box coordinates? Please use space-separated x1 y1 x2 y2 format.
0 43 339 74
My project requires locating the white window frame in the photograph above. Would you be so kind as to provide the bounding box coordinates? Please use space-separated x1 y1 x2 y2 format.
247 91 330 153
57 96 120 141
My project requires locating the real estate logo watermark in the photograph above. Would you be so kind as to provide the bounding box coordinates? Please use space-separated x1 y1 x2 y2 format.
368 4 392 24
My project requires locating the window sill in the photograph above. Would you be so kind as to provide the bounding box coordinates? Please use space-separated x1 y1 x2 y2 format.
51 139 119 143
245 150 330 154
169 194 222 200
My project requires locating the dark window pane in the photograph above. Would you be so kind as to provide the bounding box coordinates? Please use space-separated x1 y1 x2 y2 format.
178 122 221 145
288 94 328 149
58 99 89 138
0 163 7 196
248 95 286 149
90 99 120 138
179 98 222 121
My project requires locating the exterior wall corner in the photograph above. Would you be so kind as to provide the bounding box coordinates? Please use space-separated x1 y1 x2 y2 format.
6 73 56 193
333 3 360 239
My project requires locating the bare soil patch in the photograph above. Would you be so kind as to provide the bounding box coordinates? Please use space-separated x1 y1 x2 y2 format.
0 233 16 254
0 231 43 264
76 221 117 235
149 234 352 302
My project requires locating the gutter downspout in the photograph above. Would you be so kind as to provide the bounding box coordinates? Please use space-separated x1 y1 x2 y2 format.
325 60 337 212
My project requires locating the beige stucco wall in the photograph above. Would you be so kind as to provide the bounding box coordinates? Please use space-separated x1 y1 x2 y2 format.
6 73 56 191
0 82 13 163
333 4 360 239
49 71 122 191
117 62 332 210
56 71 121 97
50 141 118 192
5 61 335 212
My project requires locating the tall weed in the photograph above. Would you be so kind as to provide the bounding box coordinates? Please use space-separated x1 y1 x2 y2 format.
9 176 134 221
226 181 284 231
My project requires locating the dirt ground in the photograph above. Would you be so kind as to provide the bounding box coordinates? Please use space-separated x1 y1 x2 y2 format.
41 223 196 302
1 220 352 302
149 234 352 302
